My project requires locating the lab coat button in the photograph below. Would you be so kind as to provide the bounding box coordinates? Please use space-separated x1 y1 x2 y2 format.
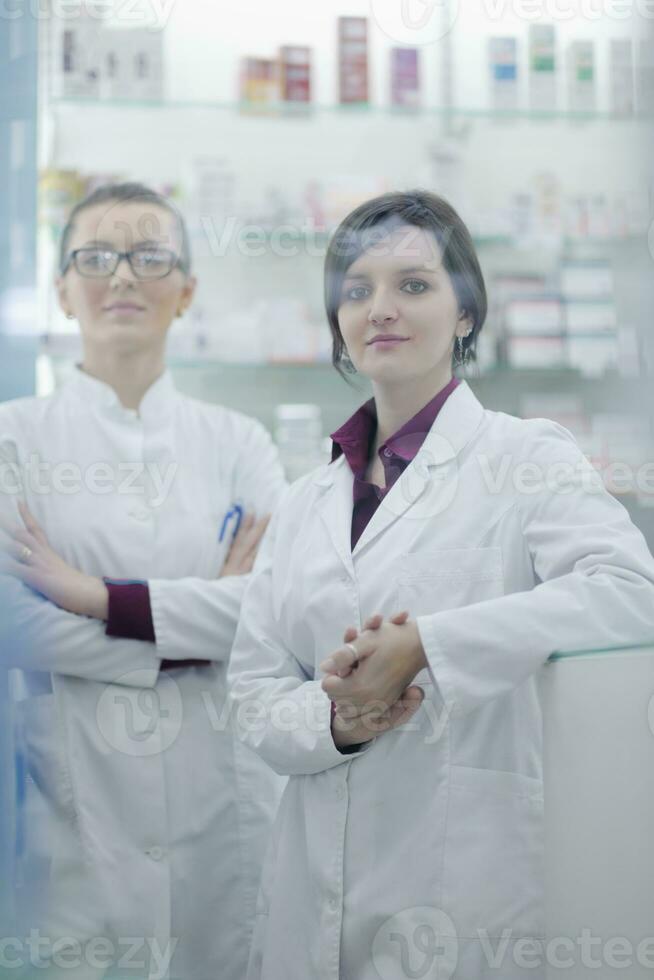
328 897 338 911
335 785 345 800
129 507 150 522
146 846 165 861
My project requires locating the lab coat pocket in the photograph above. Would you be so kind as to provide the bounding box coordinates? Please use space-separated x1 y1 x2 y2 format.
443 764 545 941
397 547 505 686
16 694 77 847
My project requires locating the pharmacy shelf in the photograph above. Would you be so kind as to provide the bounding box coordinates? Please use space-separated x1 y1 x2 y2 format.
38 352 654 552
168 362 654 467
42 347 651 415
185 232 644 256
49 98 652 124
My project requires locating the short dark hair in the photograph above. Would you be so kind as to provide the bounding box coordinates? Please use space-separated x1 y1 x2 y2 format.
324 190 487 376
59 181 192 275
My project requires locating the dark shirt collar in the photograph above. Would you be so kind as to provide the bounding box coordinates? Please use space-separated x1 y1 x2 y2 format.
331 376 460 477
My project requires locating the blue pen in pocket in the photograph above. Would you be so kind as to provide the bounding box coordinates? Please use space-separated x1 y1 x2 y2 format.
219 503 244 543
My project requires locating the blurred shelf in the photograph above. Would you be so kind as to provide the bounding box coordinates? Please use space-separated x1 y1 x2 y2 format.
40 345 650 386
49 98 652 124
186 233 645 258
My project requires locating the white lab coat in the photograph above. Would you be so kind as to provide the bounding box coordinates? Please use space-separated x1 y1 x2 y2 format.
0 368 287 980
228 380 654 980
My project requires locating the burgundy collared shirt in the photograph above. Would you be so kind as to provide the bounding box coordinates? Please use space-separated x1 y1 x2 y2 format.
108 376 459 658
331 376 460 549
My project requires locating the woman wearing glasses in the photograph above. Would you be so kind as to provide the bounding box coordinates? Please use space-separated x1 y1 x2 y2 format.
228 190 654 979
0 183 286 979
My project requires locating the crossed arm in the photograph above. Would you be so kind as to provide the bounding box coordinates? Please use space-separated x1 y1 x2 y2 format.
1 501 422 737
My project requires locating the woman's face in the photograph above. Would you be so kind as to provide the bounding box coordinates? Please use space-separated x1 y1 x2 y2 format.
56 200 196 357
336 223 471 389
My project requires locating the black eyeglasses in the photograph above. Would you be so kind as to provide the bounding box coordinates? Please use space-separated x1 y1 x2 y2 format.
62 246 184 281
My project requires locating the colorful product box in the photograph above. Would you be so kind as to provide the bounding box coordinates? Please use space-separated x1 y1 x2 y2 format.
240 57 279 105
528 24 557 112
489 37 518 111
338 16 369 104
279 46 312 104
390 48 420 108
567 40 595 113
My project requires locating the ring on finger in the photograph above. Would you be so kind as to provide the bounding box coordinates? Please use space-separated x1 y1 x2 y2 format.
343 642 359 669
19 545 33 564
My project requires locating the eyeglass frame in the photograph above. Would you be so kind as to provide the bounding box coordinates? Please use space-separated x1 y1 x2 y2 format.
60 246 186 280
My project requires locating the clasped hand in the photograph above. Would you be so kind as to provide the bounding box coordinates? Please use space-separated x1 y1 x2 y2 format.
320 612 428 749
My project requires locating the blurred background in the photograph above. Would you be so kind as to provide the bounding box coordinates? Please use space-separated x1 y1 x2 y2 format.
5 1 654 496
1 0 653 942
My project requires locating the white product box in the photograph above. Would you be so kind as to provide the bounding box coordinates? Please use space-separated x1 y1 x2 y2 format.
506 298 564 334
566 334 618 377
519 393 589 436
184 156 237 259
564 302 617 333
100 28 164 102
636 39 654 116
50 9 102 98
616 324 642 378
508 335 565 368
610 39 634 117
560 263 613 298
494 275 547 305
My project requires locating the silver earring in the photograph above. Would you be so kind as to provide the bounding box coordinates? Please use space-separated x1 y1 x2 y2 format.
455 334 471 366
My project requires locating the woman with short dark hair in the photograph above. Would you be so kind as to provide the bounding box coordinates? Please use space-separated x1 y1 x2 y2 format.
229 190 654 980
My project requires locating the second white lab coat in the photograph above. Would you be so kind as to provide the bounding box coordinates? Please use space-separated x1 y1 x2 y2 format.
0 368 287 980
228 380 654 980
